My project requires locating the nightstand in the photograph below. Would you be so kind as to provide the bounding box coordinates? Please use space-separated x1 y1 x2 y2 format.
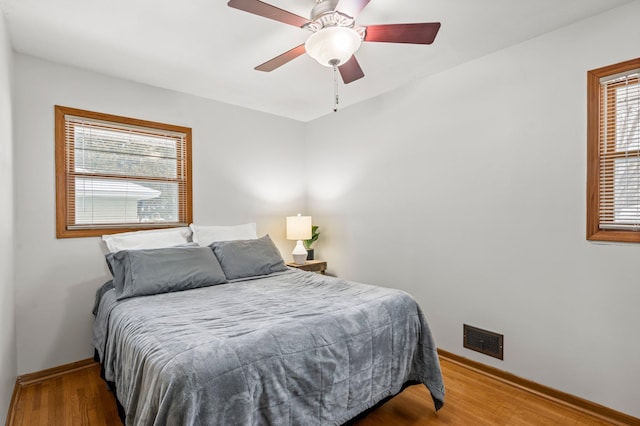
286 259 327 274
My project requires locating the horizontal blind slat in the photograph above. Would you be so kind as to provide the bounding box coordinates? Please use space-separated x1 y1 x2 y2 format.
63 110 190 230
598 72 640 230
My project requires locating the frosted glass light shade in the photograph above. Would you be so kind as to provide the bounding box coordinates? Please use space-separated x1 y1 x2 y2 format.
305 26 362 67
286 215 312 240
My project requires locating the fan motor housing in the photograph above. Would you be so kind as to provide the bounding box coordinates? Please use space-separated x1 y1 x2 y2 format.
310 0 340 20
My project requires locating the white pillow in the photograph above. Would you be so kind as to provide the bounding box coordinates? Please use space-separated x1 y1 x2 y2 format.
102 227 192 253
189 223 257 246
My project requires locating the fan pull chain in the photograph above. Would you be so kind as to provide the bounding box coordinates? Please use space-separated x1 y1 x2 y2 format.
333 65 339 112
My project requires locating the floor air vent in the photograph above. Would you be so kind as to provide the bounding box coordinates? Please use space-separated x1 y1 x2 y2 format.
463 324 504 360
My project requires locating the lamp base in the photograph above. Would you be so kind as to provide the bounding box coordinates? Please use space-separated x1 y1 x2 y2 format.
292 240 308 265
292 253 307 265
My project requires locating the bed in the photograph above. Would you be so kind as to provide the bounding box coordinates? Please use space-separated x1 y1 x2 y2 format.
92 231 445 425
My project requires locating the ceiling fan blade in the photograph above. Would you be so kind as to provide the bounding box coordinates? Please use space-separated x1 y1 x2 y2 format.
338 55 365 84
227 0 310 28
255 44 306 72
364 22 441 44
336 0 371 19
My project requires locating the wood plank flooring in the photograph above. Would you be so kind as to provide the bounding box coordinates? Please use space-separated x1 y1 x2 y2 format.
9 358 625 426
9 363 120 426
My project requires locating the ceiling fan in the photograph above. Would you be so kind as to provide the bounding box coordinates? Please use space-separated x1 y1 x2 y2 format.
227 0 441 84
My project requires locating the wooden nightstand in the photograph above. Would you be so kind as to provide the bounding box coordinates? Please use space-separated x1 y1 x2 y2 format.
286 259 327 274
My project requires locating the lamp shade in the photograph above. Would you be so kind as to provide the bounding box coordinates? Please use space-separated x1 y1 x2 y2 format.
305 26 362 67
286 215 312 240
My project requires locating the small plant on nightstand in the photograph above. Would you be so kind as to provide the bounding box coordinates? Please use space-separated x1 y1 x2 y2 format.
304 225 320 260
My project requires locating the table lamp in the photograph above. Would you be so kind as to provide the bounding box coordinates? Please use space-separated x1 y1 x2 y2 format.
286 214 312 265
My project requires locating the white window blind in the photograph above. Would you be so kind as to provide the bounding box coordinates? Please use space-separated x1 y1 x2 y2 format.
58 107 191 234
598 70 640 231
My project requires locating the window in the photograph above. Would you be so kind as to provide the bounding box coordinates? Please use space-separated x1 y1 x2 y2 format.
55 106 192 238
587 58 640 243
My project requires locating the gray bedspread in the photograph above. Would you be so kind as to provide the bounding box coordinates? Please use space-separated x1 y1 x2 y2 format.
93 269 444 425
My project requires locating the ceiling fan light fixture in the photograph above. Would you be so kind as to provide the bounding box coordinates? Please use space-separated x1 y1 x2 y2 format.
305 26 362 68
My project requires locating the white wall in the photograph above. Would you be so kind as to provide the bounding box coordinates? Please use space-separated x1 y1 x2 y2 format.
12 54 306 374
0 12 15 422
307 1 640 418
8 1 640 420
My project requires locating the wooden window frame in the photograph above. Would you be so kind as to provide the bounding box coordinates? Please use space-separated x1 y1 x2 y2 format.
55 105 193 238
587 58 640 243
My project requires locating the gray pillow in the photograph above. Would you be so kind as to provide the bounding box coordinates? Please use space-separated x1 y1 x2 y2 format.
210 234 288 280
106 246 227 300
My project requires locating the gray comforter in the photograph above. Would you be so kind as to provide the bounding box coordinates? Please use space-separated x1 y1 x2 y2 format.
93 269 444 425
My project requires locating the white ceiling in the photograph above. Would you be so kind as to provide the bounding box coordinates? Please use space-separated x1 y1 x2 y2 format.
0 0 633 121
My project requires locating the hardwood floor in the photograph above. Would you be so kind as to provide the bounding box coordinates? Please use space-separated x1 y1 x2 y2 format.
9 358 629 426
353 360 619 426
9 363 120 426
